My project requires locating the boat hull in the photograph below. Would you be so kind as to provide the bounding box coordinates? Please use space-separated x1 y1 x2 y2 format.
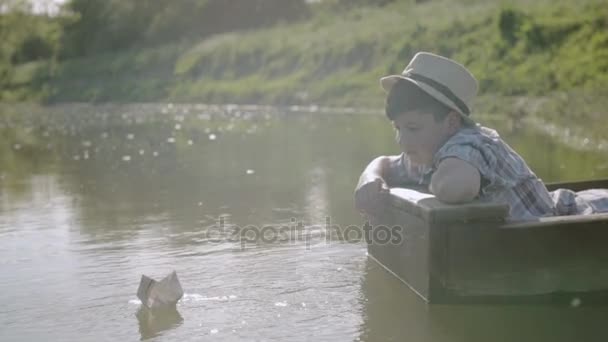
366 179 608 304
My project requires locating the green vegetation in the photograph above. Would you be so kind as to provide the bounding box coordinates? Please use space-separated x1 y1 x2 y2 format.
1 0 607 115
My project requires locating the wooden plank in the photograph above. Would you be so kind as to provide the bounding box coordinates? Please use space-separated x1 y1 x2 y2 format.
367 209 433 301
442 219 608 299
388 188 509 224
503 213 608 229
546 178 608 192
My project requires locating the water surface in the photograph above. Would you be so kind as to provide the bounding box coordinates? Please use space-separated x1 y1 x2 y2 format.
1 104 607 342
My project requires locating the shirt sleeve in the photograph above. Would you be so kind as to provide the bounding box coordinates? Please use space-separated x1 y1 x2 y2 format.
433 143 496 193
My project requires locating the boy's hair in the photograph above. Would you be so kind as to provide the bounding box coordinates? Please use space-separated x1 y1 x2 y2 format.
385 79 453 122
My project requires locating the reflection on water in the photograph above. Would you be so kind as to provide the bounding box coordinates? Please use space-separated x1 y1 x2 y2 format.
136 306 184 341
360 260 608 342
0 103 607 341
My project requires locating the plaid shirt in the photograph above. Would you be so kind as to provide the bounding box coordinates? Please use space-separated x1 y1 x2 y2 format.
389 125 557 221
551 188 608 216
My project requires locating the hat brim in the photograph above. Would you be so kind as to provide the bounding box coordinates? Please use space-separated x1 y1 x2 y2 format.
380 75 476 127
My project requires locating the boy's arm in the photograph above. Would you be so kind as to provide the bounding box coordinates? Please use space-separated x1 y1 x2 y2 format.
356 155 401 187
429 157 481 204
354 155 401 214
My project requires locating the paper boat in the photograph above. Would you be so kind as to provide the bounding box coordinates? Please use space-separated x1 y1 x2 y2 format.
137 270 184 309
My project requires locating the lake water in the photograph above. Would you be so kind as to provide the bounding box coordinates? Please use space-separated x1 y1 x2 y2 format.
1 103 607 342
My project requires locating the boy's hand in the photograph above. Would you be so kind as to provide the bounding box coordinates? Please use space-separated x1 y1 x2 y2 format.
355 177 390 216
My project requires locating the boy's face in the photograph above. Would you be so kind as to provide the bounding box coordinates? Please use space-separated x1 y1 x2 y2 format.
392 110 459 166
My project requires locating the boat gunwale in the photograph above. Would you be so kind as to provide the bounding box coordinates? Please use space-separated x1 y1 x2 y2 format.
386 178 608 226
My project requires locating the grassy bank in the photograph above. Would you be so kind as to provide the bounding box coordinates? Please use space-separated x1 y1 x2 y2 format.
4 0 608 111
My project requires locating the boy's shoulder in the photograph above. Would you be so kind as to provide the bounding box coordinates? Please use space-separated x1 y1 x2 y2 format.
433 125 536 187
393 126 509 187
434 125 506 166
441 125 501 147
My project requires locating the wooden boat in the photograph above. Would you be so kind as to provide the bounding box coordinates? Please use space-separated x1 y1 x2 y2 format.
365 179 608 304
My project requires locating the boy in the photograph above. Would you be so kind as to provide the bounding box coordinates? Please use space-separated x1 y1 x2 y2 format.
354 52 556 221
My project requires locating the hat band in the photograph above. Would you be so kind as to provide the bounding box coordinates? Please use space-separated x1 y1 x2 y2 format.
405 72 470 115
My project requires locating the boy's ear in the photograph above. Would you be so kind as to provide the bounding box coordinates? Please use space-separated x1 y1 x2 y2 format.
446 111 463 131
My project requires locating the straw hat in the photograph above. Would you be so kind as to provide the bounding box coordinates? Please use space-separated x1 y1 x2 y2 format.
380 52 478 126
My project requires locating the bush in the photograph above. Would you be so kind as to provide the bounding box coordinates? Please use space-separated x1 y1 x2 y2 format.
59 0 311 59
11 35 54 64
